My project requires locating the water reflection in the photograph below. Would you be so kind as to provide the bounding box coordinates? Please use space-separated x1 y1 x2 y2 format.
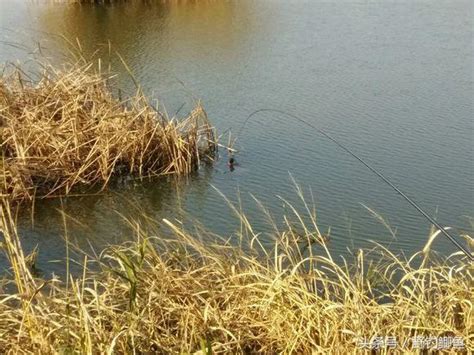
37 0 254 67
11 167 217 276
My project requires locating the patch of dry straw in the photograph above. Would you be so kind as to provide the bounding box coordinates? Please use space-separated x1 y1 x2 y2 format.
0 61 215 202
0 192 472 354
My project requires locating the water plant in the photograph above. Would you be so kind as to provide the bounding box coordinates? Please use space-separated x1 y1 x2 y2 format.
0 59 216 203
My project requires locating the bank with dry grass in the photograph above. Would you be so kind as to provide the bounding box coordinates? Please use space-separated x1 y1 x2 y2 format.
0 192 472 353
0 60 215 203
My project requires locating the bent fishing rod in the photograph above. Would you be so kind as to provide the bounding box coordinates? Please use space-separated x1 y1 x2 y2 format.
234 108 473 261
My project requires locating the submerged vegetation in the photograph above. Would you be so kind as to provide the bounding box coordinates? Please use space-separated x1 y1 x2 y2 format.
0 192 472 353
0 59 215 203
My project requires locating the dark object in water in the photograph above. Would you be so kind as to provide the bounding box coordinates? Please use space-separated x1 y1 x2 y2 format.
228 157 236 172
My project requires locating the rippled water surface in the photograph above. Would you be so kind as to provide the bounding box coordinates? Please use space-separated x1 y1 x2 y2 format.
0 0 472 274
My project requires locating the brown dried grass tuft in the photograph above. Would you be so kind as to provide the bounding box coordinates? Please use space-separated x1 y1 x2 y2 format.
0 61 216 202
0 191 472 353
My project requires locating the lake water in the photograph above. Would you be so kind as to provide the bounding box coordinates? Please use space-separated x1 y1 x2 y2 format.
0 0 472 274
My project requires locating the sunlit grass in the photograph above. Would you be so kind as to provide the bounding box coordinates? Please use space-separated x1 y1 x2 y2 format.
0 189 471 353
0 57 216 203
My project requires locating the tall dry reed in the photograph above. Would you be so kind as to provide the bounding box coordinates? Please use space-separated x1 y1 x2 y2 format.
0 61 215 203
0 191 471 353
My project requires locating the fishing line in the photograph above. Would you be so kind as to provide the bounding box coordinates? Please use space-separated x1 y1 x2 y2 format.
234 108 473 261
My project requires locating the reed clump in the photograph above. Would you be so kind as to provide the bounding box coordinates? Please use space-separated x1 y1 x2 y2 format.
0 194 472 353
0 61 215 202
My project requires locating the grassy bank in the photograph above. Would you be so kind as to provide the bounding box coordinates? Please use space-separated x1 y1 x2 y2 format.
0 59 215 203
0 193 472 353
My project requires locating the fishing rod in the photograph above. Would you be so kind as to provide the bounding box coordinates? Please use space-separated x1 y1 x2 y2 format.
234 108 473 261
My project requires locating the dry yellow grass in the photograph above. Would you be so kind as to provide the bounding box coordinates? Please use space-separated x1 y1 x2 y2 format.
0 191 472 353
0 60 216 203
